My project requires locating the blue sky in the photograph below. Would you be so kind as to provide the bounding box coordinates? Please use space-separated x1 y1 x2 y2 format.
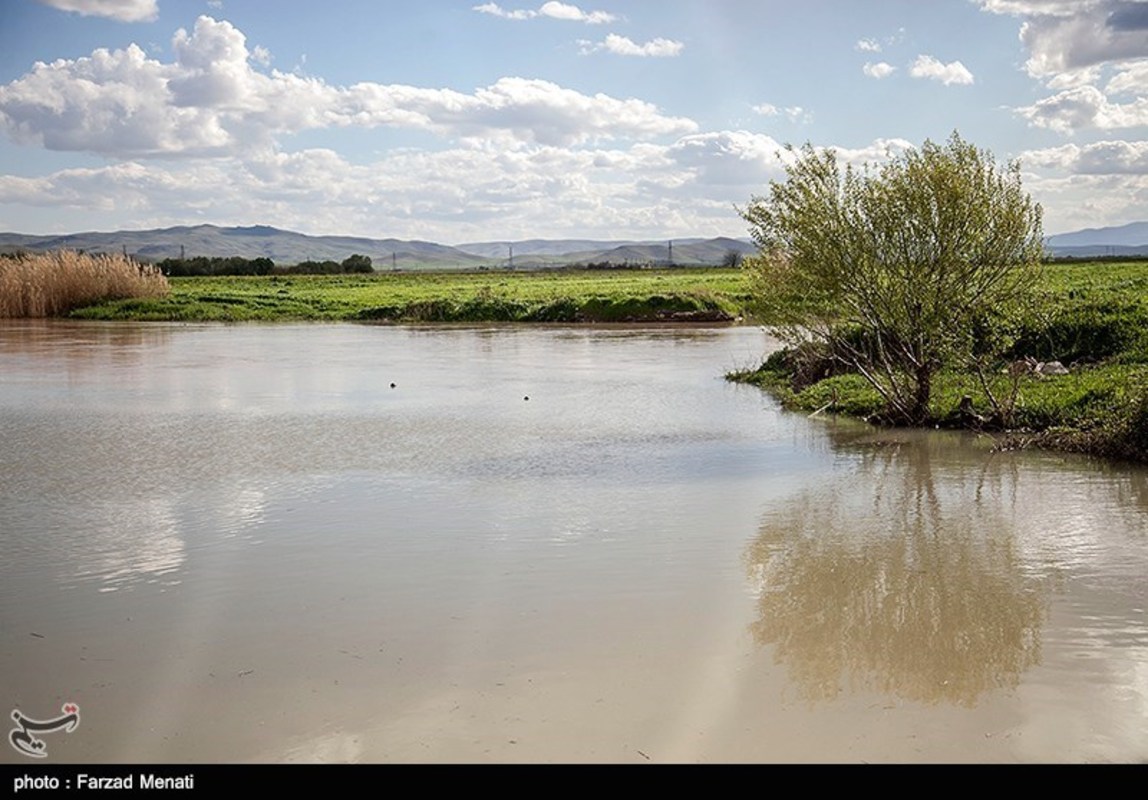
1 0 1147 241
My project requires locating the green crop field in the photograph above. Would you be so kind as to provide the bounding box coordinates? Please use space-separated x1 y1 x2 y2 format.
70 267 752 323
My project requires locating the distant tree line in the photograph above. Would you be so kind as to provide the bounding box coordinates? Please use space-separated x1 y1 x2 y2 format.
582 260 677 270
1046 254 1148 264
158 256 274 276
157 254 373 276
281 254 373 274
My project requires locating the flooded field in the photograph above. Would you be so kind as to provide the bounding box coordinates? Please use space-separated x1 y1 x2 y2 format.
1 321 1145 763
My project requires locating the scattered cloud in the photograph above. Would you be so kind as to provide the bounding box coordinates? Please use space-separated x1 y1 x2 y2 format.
863 61 896 79
975 0 1148 78
752 103 812 123
977 0 1148 150
1023 139 1148 174
667 131 788 186
538 1 616 23
0 136 769 238
36 0 158 22
1106 60 1148 94
580 34 684 57
1016 84 1148 131
0 16 696 158
832 137 915 167
1017 168 1148 236
0 123 921 240
473 2 617 24
1044 65 1102 90
909 54 975 85
974 0 1086 16
23 8 1144 240
473 2 535 21
606 34 683 57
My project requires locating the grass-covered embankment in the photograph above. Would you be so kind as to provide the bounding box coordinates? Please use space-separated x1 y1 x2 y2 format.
69 268 750 323
730 260 1148 462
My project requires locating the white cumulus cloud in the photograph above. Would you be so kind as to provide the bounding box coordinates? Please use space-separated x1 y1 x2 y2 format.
0 16 696 157
580 34 684 57
752 103 812 123
975 0 1148 78
473 2 616 24
974 0 1093 15
1016 84 1148 131
855 38 882 53
1023 139 1148 174
0 130 933 240
666 131 790 187
909 54 975 85
863 61 896 79
976 0 1148 149
472 2 536 20
832 138 915 167
36 0 158 22
1106 60 1148 95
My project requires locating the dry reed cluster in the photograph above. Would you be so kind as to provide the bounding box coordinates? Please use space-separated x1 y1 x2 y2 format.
0 250 170 317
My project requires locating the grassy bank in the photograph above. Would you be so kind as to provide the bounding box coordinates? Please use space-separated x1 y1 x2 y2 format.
69 268 750 323
730 260 1148 462
1 251 169 317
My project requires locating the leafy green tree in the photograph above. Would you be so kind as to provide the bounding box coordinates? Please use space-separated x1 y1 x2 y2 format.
741 132 1044 425
341 254 373 273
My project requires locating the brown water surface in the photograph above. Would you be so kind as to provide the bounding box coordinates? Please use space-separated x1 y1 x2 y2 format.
1 321 1145 762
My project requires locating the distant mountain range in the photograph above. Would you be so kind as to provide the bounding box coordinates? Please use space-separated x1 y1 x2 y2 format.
2 221 1145 267
0 224 756 269
1044 221 1148 257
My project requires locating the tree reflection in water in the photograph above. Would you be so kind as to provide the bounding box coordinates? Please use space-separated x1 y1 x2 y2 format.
745 428 1052 707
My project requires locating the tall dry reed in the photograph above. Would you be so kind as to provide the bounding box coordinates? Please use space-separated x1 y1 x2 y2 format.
0 250 170 317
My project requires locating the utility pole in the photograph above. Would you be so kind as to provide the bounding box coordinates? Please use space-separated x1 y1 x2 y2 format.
668 240 673 266
509 244 514 270
392 252 397 271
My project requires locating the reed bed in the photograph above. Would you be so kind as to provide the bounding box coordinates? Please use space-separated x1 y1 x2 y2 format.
0 250 170 317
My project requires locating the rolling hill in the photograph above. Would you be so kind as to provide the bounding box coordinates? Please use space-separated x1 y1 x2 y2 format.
1046 221 1148 257
4 220 1148 267
0 225 756 269
0 225 488 270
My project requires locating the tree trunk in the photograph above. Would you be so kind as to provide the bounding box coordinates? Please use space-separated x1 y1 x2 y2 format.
912 364 932 425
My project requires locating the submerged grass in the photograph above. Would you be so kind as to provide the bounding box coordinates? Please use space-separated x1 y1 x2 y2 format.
731 260 1148 463
69 268 750 323
1 251 169 318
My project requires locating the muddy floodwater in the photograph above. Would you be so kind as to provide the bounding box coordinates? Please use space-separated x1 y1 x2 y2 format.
1 321 1146 763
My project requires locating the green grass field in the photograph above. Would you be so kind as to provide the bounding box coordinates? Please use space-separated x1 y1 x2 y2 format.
70 268 752 323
